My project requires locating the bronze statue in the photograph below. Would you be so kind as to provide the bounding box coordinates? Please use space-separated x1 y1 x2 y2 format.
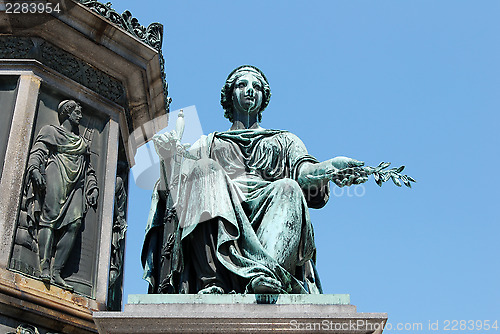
27 99 98 290
142 65 413 295
108 162 128 310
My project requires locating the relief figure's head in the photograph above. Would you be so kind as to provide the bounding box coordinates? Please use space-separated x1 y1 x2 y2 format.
58 99 82 126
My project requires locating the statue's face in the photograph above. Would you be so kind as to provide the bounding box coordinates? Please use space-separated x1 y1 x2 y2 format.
232 72 263 116
68 105 83 126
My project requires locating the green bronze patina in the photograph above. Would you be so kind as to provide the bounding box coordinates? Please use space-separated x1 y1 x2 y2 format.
142 65 414 295
27 100 99 291
128 293 351 305
108 161 128 310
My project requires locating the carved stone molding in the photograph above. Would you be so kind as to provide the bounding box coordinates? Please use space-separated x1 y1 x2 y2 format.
76 0 171 112
0 36 125 105
0 36 135 133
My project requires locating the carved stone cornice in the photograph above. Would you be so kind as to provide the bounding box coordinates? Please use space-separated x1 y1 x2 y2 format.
76 0 162 52
76 0 171 112
1 36 124 96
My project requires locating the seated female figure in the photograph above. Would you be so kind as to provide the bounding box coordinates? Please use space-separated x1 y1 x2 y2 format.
143 65 367 294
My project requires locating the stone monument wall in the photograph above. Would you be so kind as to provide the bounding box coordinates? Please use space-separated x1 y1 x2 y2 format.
9 84 111 298
0 75 18 181
0 0 170 332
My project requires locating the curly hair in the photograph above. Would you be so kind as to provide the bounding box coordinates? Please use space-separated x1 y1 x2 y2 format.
57 99 80 117
220 65 271 123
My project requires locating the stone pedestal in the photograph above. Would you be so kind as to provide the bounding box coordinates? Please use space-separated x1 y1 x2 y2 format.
0 1 169 333
93 295 387 333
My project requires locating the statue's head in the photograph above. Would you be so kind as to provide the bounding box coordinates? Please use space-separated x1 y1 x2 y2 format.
58 99 82 126
221 65 271 123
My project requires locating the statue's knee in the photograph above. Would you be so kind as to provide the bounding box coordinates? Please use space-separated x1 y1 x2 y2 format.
273 178 302 197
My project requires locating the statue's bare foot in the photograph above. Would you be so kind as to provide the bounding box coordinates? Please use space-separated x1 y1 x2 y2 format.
198 286 224 294
251 275 282 294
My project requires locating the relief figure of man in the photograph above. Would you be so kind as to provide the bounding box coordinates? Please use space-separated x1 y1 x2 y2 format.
27 99 98 290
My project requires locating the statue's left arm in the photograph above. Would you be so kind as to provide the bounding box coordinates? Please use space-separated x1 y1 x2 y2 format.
284 133 367 196
285 133 332 209
85 159 99 207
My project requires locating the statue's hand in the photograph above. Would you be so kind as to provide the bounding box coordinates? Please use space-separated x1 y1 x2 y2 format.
328 157 368 187
153 131 178 159
329 167 369 187
153 131 177 144
300 157 367 187
109 269 119 286
87 188 99 207
31 169 46 190
330 156 365 170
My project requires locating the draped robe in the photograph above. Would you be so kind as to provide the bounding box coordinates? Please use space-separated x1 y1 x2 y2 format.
26 125 98 230
143 129 329 294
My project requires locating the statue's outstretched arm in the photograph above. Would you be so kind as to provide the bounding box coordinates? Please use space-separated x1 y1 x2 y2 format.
297 156 367 189
298 157 415 189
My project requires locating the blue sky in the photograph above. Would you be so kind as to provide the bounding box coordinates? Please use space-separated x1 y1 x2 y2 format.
109 1 499 332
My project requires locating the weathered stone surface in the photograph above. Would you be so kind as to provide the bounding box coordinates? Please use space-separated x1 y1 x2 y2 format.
0 0 171 162
0 76 18 181
0 74 41 270
0 1 169 332
128 293 351 305
0 269 97 333
93 294 387 333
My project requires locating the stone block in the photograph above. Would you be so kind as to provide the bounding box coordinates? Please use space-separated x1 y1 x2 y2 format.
93 294 387 333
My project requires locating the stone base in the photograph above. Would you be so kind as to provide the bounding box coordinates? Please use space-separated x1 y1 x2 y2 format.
0 269 98 334
93 294 387 333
